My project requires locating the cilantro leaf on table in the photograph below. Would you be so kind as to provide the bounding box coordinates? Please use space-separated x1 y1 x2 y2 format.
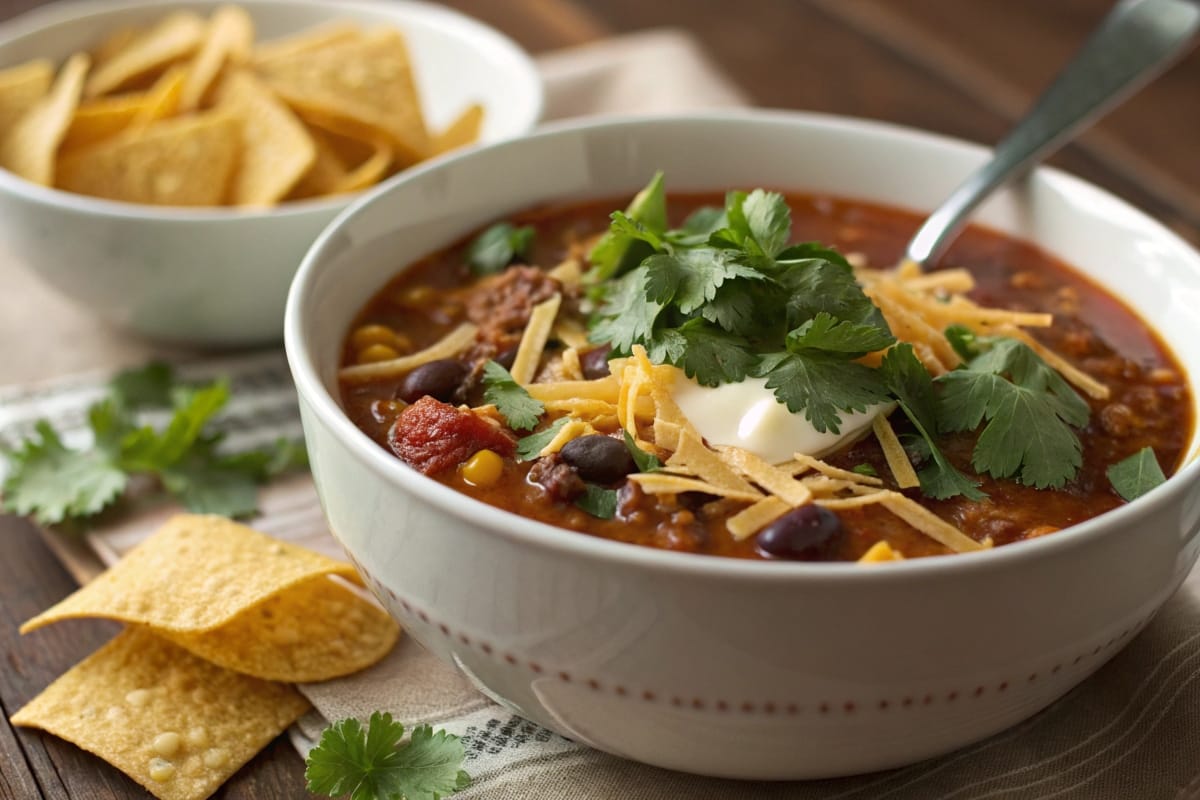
0 364 307 525
1 421 128 525
480 361 544 431
937 338 1089 489
1107 446 1167 502
305 712 470 800
879 344 984 500
754 351 891 434
624 430 663 472
516 417 570 462
575 484 618 519
466 222 535 276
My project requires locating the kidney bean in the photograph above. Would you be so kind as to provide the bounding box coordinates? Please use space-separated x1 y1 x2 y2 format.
580 345 613 380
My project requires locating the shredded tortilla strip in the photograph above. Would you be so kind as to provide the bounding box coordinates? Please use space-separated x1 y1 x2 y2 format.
872 414 920 489
791 454 884 486
670 432 760 495
547 258 582 286
994 324 1110 400
715 446 813 507
629 473 762 503
536 419 597 457
879 493 988 553
559 347 583 380
727 496 790 541
815 491 891 510
511 293 562 385
339 323 478 381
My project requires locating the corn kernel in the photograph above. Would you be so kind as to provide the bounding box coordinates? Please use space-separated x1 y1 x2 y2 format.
357 343 399 364
462 450 505 487
350 324 398 350
401 286 435 306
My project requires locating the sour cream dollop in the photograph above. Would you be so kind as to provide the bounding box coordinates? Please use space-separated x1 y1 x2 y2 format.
670 372 887 464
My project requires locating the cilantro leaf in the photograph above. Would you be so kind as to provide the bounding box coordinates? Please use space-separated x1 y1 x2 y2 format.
776 253 890 332
1 421 127 525
740 189 792 258
305 712 470 800
944 324 982 361
880 344 984 501
937 339 1088 488
575 484 618 519
118 381 230 472
466 223 535 276
480 361 543 431
755 351 891 434
160 454 261 518
516 417 570 462
588 265 665 355
587 172 667 282
1107 447 1167 502
675 319 756 386
624 430 663 472
643 249 764 315
667 205 727 246
851 463 878 477
786 312 895 357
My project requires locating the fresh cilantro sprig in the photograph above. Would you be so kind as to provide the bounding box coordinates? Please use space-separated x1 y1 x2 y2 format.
586 176 896 434
623 430 663 472
936 337 1088 489
480 361 543 431
575 484 618 519
305 712 470 800
466 222 535 276
0 363 306 525
1107 446 1166 501
516 417 569 462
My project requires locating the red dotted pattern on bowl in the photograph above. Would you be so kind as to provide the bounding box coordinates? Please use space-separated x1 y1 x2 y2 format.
352 560 1146 715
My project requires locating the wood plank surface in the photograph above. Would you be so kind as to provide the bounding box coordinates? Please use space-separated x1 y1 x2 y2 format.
2 0 1198 797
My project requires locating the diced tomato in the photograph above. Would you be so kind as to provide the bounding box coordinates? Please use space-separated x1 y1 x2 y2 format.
389 397 515 475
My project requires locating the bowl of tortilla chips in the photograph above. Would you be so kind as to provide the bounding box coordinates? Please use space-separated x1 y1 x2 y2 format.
0 0 543 344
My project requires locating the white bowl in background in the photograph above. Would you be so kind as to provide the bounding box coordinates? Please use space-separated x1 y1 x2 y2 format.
286 112 1200 779
0 0 542 344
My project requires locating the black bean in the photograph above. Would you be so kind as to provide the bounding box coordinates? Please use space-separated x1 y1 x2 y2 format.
559 434 636 484
495 346 519 370
397 358 470 403
580 345 613 380
756 506 844 561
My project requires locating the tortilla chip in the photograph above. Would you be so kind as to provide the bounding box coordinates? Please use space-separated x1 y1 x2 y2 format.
56 110 239 205
250 21 361 67
433 102 483 154
286 126 349 198
85 12 204 98
163 575 399 682
11 627 309 800
61 92 148 151
91 26 143 68
0 53 89 185
215 69 315 205
0 59 53 134
258 28 431 165
128 65 187 131
178 5 254 112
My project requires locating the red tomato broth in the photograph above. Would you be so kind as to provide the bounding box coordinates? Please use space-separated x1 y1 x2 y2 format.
338 192 1194 561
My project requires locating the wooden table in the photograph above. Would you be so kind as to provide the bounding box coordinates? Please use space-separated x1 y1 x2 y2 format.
2 0 1198 797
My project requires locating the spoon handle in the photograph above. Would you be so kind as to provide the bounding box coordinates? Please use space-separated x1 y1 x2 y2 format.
905 0 1200 268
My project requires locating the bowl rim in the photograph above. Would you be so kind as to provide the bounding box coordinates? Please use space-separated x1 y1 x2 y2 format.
286 108 1200 583
0 0 544 220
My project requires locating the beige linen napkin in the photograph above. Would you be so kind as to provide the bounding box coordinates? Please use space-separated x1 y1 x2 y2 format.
2 31 1199 800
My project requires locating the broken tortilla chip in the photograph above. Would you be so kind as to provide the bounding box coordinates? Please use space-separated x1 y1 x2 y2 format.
56 109 239 205
250 21 361 67
11 627 309 800
433 102 483 154
21 514 399 681
0 53 89 185
214 69 315 205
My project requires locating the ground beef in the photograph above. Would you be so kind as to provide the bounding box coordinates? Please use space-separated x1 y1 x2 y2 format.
389 397 515 475
528 453 585 501
464 266 563 353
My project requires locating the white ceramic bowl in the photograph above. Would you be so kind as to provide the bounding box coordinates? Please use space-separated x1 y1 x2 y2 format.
0 0 541 344
286 112 1200 779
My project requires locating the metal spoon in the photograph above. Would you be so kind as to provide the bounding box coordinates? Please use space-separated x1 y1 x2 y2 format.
905 0 1200 269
